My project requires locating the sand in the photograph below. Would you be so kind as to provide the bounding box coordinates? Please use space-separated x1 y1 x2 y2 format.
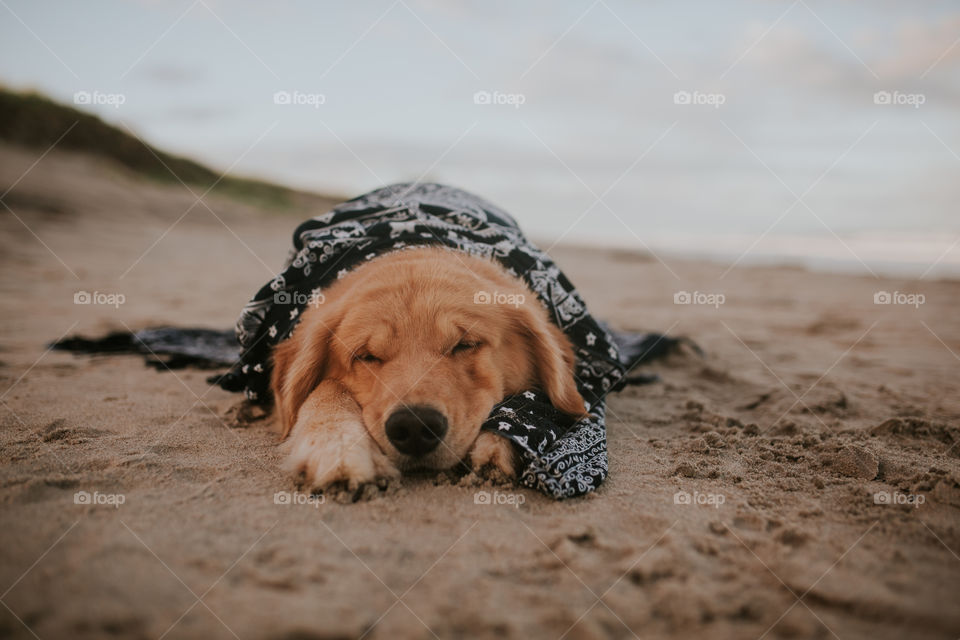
1 142 959 640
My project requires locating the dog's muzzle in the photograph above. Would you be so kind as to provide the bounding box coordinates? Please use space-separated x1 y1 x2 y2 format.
385 405 448 456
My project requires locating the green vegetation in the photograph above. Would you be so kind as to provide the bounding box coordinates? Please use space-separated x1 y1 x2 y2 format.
0 88 320 210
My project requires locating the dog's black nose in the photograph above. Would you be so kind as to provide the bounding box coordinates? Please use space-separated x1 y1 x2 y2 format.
385 406 448 456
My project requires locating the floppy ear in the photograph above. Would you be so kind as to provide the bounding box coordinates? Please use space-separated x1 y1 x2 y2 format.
513 304 587 418
270 311 335 438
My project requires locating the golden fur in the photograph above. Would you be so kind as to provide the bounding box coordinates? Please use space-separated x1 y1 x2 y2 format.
270 247 586 490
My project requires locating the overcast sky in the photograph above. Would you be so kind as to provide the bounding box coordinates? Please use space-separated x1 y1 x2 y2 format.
2 0 959 275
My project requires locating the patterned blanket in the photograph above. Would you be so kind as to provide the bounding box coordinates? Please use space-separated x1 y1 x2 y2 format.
214 183 680 499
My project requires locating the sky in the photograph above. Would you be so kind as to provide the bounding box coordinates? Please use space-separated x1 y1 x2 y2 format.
2 0 959 276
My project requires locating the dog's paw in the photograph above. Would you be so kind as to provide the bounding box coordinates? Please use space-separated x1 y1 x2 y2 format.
283 421 399 492
469 431 518 478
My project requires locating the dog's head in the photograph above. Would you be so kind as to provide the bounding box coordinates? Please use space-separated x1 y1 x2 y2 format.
270 248 586 471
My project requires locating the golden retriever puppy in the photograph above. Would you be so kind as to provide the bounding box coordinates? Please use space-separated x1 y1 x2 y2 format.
270 247 586 491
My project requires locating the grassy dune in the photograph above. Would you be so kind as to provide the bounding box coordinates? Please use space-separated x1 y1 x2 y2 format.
0 88 334 210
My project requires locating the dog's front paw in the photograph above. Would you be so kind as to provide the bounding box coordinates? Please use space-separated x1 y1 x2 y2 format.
283 420 399 492
469 431 518 479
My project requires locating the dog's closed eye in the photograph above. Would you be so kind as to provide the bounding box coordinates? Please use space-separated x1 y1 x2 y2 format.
450 340 482 355
353 350 382 364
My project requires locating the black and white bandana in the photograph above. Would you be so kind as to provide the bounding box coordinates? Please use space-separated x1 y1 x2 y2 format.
217 183 643 499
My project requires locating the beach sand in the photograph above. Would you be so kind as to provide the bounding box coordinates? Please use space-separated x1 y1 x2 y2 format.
1 143 959 640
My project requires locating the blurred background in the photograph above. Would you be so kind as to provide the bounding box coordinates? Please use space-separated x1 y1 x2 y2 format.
2 0 958 276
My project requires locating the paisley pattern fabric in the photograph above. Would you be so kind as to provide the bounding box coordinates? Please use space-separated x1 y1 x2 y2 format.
218 183 634 499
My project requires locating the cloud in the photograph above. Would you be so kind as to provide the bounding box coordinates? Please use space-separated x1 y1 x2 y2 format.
722 12 960 110
139 62 204 86
162 105 233 122
875 15 960 79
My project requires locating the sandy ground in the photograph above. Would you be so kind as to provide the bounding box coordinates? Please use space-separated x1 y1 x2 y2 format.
1 143 959 640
